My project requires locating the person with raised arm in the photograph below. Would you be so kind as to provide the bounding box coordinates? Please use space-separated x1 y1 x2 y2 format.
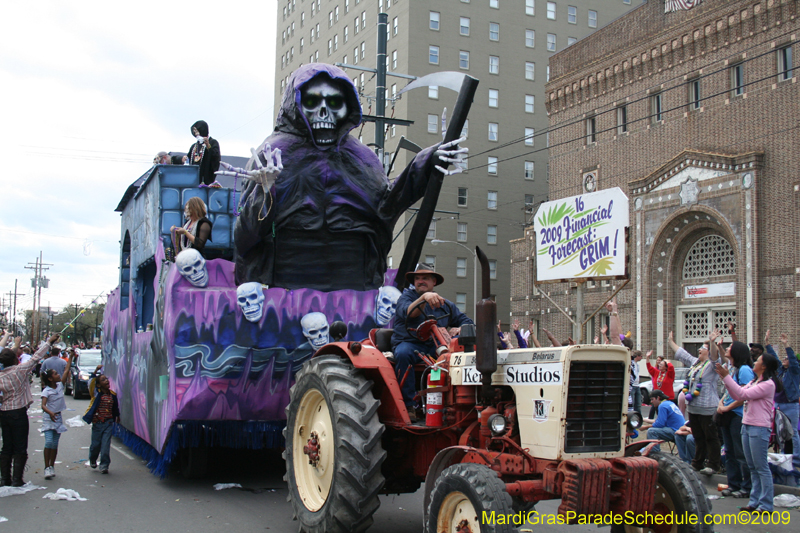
668 329 721 476
767 333 800 470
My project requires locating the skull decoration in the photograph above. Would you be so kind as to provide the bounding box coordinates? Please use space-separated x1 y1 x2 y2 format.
300 78 348 146
375 286 402 327
236 282 265 322
301 312 330 349
175 249 208 287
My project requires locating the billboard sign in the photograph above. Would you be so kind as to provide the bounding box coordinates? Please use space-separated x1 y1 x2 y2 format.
534 187 629 283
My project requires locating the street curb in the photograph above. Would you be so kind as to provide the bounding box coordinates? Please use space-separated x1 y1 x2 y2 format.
703 473 800 497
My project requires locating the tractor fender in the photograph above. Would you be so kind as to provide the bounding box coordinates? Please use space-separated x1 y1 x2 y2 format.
624 439 663 457
423 445 496 528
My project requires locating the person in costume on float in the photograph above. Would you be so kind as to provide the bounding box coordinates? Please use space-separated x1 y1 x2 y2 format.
391 264 474 421
223 63 466 291
182 120 221 186
668 330 721 476
171 197 212 258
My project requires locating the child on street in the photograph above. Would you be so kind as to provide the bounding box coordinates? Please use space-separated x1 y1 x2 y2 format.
82 367 119 474
40 350 75 479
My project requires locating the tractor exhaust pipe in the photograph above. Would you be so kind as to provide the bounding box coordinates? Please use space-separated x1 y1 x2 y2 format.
474 246 497 402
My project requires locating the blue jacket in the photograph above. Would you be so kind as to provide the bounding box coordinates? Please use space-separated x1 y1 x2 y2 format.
391 286 474 348
653 400 686 432
82 374 120 424
768 344 800 403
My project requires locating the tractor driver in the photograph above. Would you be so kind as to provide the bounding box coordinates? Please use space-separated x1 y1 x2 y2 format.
391 263 474 421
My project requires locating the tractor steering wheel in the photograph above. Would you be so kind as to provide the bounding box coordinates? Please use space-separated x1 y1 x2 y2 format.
406 299 450 342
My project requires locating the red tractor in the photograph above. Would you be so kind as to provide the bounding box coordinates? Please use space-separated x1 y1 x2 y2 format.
284 248 712 532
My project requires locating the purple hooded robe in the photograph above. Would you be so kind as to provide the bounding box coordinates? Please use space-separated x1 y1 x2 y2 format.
234 63 440 292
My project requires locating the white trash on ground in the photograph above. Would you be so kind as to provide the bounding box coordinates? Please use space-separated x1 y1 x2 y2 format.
42 488 87 501
213 483 242 491
773 494 800 508
65 415 86 428
0 482 47 498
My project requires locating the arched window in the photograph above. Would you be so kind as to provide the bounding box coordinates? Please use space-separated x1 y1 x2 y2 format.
682 235 735 280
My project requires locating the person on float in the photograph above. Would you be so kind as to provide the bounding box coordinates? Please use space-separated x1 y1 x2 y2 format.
182 120 221 186
171 197 213 258
391 264 474 421
716 340 755 499
224 63 467 292
715 347 784 513
668 330 721 476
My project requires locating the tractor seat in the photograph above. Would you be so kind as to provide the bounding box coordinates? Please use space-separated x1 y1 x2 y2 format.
374 328 395 355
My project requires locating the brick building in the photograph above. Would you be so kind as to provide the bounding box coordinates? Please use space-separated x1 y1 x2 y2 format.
511 0 799 356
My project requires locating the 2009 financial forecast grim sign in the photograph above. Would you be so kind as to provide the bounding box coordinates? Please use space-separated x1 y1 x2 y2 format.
534 187 629 283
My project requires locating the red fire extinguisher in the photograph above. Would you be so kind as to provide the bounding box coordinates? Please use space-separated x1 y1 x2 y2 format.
426 367 445 427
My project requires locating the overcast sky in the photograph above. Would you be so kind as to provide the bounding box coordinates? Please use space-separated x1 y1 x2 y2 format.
0 1 278 320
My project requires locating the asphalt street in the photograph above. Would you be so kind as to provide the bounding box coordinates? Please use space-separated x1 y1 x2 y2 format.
2 386 799 532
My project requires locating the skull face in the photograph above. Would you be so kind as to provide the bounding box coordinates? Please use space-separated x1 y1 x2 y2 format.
175 249 208 287
375 286 401 326
301 312 330 349
300 78 348 146
236 282 265 322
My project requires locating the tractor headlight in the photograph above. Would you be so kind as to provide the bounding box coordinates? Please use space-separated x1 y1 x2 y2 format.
626 410 643 431
488 414 507 436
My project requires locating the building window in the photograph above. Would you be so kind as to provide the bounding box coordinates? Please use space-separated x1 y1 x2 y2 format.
731 64 744 96
328 39 332 55
526 0 535 16
525 94 534 113
489 22 500 41
344 26 349 42
354 16 359 33
588 10 597 28
457 188 468 207
689 78 701 110
429 85 439 99
525 61 535 80
778 46 793 81
547 65 550 81
488 123 498 141
525 29 535 48
353 46 359 64
487 225 497 244
392 50 397 69
457 222 467 241
489 260 497 280
487 55 499 75
456 258 467 277
524 127 534 146
586 116 596 144
301 12 305 26
335 5 339 22
361 11 366 29
682 235 735 279
428 114 438 133
460 17 470 36
329 11 333 27
393 16 398 36
568 5 577 24
567 36 577 46
617 105 628 134
488 88 498 107
524 161 534 180
650 92 663 123
524 194 534 206
430 11 440 30
547 2 556 20
547 33 556 52
455 293 467 313
488 157 498 175
460 50 470 69
490 0 499 8
345 0 350 12
429 45 439 64
425 255 436 270
360 41 366 59
427 220 436 240
488 191 497 209
334 34 338 51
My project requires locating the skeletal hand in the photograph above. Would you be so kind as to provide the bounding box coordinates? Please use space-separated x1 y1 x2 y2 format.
216 143 283 191
434 136 468 176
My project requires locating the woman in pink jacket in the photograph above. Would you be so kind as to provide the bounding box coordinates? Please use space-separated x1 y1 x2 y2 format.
715 346 784 513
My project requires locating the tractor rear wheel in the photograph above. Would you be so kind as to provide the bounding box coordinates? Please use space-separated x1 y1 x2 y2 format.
284 355 386 533
426 463 515 533
611 450 712 533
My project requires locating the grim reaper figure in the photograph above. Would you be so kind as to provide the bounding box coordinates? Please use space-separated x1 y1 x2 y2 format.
225 64 465 291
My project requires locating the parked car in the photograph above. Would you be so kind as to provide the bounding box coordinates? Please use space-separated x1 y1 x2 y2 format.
640 366 691 405
70 349 103 399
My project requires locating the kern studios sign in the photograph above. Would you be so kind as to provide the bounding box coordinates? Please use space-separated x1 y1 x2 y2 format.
534 188 629 283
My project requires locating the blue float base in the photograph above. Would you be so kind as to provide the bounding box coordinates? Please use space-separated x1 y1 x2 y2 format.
114 420 286 478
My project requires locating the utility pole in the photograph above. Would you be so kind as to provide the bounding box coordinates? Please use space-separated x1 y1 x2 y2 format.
24 252 52 343
9 280 24 336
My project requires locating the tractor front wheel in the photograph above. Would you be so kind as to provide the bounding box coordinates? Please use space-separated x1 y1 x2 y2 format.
426 463 515 533
612 450 712 533
284 355 386 533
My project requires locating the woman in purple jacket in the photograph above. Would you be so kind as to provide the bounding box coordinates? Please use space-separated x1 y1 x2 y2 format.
715 348 784 513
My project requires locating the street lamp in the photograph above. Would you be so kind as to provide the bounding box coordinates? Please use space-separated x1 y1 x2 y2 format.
431 239 477 315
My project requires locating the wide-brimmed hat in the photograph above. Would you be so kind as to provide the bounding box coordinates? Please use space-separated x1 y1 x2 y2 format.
405 263 444 286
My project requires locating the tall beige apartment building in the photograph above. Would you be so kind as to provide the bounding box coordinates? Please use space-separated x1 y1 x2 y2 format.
275 0 641 321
